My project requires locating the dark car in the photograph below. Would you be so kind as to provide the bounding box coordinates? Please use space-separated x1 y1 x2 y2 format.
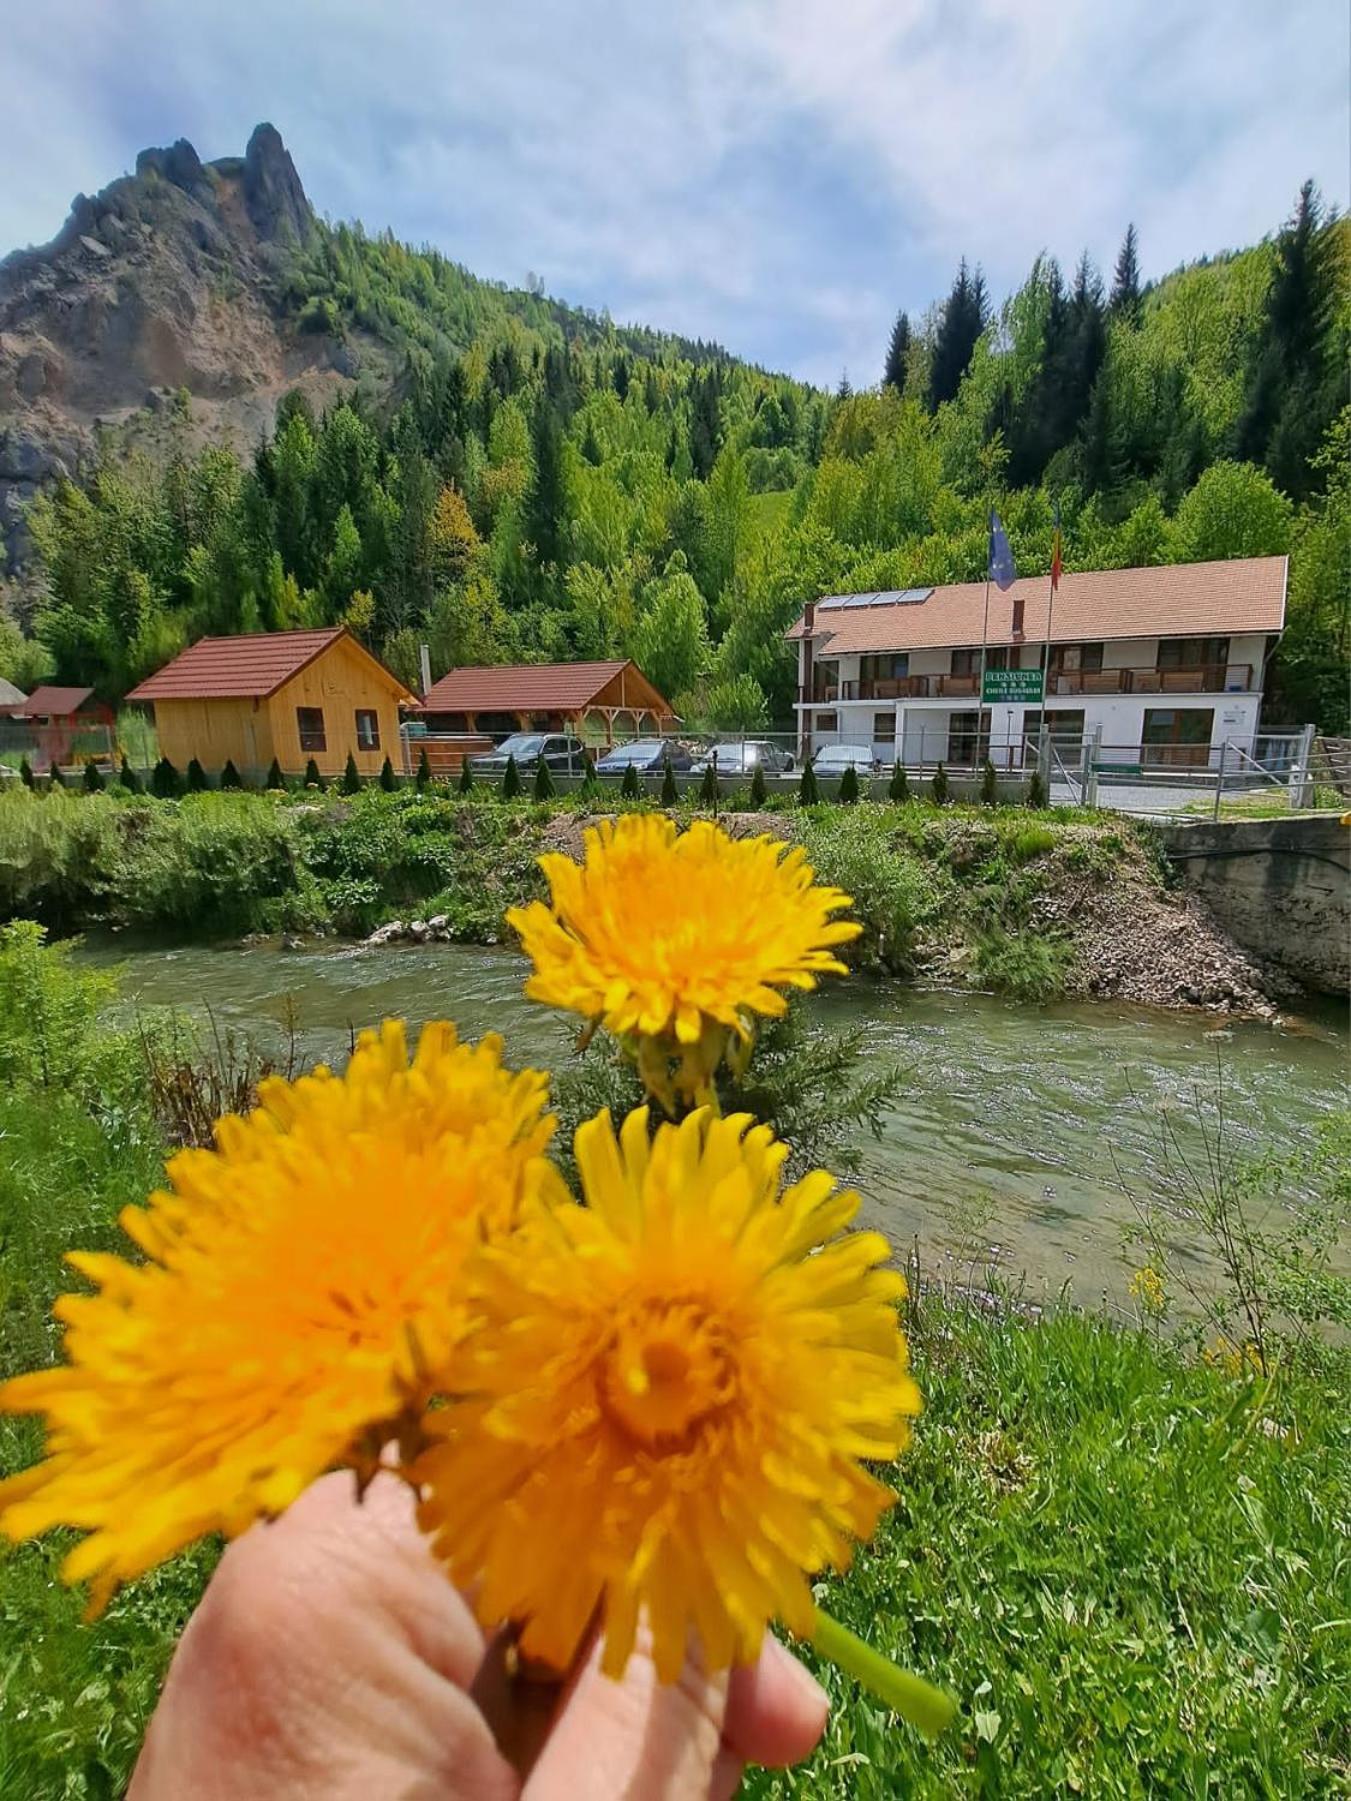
690 739 795 776
595 739 694 775
470 733 584 774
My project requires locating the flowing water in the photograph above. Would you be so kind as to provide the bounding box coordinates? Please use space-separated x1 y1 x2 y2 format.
75 940 1349 1308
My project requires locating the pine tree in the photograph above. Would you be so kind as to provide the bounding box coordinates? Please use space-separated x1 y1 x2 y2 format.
341 751 362 794
265 758 286 791
748 762 768 807
689 368 723 480
888 762 909 802
798 758 819 805
579 752 600 798
526 397 567 574
220 759 244 790
620 760 642 801
186 758 209 793
18 757 33 789
151 758 181 798
416 747 432 791
1027 769 1048 809
533 757 556 801
836 370 853 400
304 758 325 790
928 260 989 409
660 756 679 805
119 757 142 794
837 762 860 804
883 310 911 392
931 762 950 805
980 757 998 806
502 753 522 800
49 765 66 790
379 756 398 792
1109 223 1140 320
699 761 720 812
458 756 474 795
83 759 105 793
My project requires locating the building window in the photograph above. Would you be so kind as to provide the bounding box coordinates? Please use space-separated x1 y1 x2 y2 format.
1158 636 1229 670
815 712 838 732
296 707 326 753
874 711 896 742
355 709 380 751
861 653 910 681
1143 707 1213 767
1050 642 1104 673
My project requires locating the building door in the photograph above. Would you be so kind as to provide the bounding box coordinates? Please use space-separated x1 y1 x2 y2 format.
946 710 991 767
1142 708 1213 769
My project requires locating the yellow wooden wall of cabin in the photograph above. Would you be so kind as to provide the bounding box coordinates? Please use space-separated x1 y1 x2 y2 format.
265 639 407 777
150 697 276 774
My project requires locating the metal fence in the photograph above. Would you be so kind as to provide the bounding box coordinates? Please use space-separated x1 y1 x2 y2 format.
0 718 117 777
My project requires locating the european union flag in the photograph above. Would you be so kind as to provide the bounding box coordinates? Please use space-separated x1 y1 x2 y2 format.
988 509 1016 591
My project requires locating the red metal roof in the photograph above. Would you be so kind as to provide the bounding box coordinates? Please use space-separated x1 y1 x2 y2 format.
786 556 1288 653
416 660 673 717
15 685 96 717
127 629 412 702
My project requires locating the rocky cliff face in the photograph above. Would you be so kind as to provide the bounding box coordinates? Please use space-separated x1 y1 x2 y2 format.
0 124 366 577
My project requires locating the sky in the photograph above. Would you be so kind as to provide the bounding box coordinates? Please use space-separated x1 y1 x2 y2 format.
2 0 1347 386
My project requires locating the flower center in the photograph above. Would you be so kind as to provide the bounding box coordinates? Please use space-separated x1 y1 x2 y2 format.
599 1302 736 1448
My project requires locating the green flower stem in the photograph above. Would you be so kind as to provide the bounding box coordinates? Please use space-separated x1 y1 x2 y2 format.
811 1610 956 1739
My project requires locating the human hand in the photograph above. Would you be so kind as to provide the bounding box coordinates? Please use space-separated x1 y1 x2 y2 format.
129 1466 829 1800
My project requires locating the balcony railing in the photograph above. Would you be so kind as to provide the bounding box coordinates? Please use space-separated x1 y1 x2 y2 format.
810 664 1253 703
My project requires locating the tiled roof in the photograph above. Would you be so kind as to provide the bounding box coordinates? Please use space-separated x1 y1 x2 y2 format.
15 685 96 717
786 556 1289 654
416 660 673 716
0 677 28 708
127 629 411 701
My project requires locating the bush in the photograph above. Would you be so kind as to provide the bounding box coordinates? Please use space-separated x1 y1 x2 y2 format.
533 758 556 801
749 762 768 807
801 808 945 974
416 748 432 792
973 926 1072 1000
838 763 860 805
151 758 181 799
620 761 641 801
931 762 950 805
0 788 121 930
379 756 398 793
219 759 244 791
19 757 34 789
501 754 522 801
186 758 209 793
340 752 362 795
1009 824 1057 863
112 795 312 938
699 762 719 810
82 761 105 794
458 756 474 795
265 758 287 791
798 758 820 805
980 758 998 806
119 758 142 795
660 757 679 805
304 758 325 791
579 753 600 798
888 763 909 802
1027 768 1048 809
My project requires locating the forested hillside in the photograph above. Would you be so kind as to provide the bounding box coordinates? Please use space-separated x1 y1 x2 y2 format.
2 168 1346 731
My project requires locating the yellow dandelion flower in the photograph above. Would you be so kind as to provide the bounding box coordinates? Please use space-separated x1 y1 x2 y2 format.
507 814 861 1102
0 1020 555 1612
415 1104 920 1684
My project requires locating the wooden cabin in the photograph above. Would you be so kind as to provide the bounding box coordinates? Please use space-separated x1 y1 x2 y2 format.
12 685 116 772
128 628 415 779
413 659 675 742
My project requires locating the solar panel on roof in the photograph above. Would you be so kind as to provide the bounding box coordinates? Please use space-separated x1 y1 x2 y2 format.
819 588 933 611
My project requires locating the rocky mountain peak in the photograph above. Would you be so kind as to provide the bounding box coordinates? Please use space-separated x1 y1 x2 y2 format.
242 123 313 245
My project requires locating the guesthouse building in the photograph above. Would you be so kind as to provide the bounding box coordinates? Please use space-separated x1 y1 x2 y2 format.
128 628 415 779
788 555 1288 771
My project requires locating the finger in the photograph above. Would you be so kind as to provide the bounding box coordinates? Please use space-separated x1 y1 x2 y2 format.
130 1469 518 1801
723 1635 829 1768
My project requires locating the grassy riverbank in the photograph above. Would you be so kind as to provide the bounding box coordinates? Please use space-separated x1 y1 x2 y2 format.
1 929 1347 1797
0 784 1276 1008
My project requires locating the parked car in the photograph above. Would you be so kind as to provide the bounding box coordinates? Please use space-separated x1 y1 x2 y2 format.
470 733 585 773
810 744 879 777
595 739 694 775
690 740 795 776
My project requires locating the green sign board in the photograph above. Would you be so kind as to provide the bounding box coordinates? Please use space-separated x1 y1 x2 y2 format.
981 667 1045 705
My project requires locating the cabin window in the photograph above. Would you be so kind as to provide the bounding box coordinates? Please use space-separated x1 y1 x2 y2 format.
355 709 380 751
815 712 838 732
297 707 327 753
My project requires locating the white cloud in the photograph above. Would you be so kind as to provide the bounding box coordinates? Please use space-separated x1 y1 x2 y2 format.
1 0 1345 380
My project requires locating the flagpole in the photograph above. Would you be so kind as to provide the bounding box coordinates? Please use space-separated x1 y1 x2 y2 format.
978 571 992 768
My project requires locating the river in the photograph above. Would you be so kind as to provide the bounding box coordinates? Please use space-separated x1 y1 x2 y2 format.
75 940 1349 1309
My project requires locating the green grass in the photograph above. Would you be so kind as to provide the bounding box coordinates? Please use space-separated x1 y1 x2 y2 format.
749 1295 1350 1798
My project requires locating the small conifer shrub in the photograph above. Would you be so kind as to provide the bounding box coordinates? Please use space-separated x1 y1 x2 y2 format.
931 762 950 805
119 758 142 795
888 762 909 802
416 748 432 791
502 754 523 801
699 761 720 811
620 761 641 801
186 758 209 793
838 763 860 805
749 761 768 807
980 758 998 806
341 752 362 795
379 756 398 793
660 756 679 806
83 760 105 793
220 759 244 790
458 756 474 795
151 758 181 798
304 758 325 791
533 758 557 801
1028 768 1048 809
19 757 34 789
265 758 286 791
798 758 819 805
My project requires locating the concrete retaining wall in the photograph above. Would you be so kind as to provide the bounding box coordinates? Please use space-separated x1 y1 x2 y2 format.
1156 815 1350 997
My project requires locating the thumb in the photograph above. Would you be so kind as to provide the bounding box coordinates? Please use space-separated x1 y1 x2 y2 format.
524 1627 827 1801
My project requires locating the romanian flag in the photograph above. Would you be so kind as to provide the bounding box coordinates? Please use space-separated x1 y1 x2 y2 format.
1050 501 1063 592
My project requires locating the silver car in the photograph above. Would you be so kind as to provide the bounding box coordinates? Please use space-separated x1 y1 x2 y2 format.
810 744 879 776
691 740 795 776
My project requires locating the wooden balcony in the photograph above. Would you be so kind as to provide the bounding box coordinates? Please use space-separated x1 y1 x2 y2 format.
810 664 1253 703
